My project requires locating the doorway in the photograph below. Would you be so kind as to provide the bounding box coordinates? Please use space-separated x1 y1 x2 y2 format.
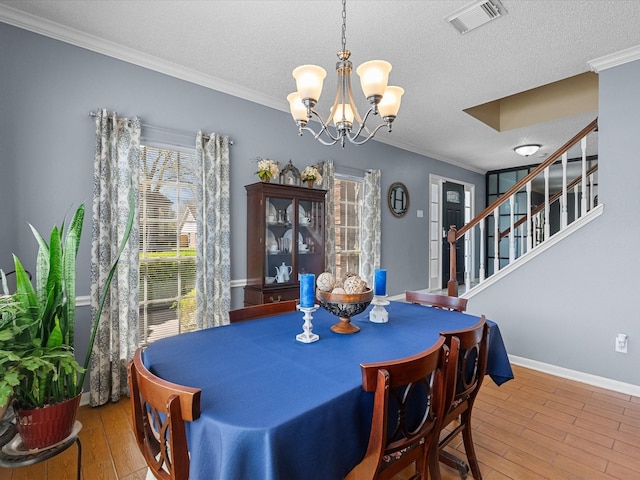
441 181 465 288
428 175 475 292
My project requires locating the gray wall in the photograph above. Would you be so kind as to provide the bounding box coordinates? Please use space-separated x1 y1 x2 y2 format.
467 59 640 386
0 24 483 368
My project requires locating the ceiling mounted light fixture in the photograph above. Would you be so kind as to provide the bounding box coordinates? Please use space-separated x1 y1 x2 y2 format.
514 144 541 157
287 0 404 147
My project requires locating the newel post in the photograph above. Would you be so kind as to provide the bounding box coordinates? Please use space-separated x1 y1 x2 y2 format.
447 226 459 297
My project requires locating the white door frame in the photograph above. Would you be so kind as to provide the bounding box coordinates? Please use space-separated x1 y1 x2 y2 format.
428 175 476 292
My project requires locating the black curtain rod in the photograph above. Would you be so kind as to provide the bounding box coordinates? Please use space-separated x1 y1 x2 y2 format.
87 111 233 145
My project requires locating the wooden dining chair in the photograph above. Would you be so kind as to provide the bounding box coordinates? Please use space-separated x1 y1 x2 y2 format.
405 291 468 313
228 299 298 323
431 316 489 480
128 348 201 480
345 335 459 480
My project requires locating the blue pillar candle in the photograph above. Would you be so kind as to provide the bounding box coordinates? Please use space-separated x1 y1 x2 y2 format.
374 269 387 296
300 273 316 308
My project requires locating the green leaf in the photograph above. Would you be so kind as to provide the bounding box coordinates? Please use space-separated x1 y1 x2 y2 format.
0 350 22 362
29 223 50 308
12 256 40 329
61 205 83 346
0 331 14 342
45 317 63 349
47 226 62 289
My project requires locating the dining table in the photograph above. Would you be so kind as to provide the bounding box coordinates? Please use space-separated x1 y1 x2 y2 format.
143 300 513 480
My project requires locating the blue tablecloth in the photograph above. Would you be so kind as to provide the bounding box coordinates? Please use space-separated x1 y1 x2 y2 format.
143 301 513 480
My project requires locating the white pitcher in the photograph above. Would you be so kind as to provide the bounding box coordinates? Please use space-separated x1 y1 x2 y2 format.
275 262 292 283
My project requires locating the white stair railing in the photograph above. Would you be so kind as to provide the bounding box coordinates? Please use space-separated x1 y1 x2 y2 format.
447 119 598 296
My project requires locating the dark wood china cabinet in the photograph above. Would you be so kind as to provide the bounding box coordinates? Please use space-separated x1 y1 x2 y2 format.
244 182 326 306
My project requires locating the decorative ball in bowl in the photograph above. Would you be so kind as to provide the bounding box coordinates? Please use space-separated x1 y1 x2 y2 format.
316 288 374 334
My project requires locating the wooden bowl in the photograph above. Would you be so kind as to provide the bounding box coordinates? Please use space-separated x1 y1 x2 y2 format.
316 288 374 334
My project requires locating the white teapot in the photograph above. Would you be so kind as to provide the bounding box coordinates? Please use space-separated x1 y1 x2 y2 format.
275 262 292 283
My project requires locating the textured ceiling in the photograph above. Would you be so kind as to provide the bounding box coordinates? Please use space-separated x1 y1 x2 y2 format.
1 0 640 172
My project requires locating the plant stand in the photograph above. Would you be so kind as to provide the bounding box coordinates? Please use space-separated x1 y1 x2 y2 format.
0 418 82 480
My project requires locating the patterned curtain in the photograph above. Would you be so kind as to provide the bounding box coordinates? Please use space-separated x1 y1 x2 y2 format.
90 109 140 406
360 170 381 287
321 160 336 275
195 133 231 328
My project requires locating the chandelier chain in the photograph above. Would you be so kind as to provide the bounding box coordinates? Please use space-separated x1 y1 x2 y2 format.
341 0 347 52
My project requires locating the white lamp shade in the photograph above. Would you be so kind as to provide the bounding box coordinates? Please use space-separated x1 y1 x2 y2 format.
287 92 307 122
332 104 355 125
378 86 404 117
356 60 392 98
292 65 327 101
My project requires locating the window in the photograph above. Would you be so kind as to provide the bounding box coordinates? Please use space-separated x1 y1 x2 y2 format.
333 177 363 280
485 167 532 275
138 145 198 346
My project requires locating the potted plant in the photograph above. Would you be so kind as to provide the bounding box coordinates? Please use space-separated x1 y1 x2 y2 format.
301 165 323 188
255 157 280 182
0 200 133 449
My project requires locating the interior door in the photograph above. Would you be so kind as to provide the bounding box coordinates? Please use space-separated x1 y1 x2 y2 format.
442 181 465 288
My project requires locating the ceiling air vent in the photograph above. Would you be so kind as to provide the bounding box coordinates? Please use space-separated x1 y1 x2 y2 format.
446 0 507 34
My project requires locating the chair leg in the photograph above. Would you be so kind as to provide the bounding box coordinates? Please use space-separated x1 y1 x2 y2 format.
461 420 482 480
428 445 443 480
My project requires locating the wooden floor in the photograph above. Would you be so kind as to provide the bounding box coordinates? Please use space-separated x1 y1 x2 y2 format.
1 364 639 479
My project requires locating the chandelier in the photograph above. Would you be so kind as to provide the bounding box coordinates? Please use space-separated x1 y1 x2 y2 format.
286 0 404 147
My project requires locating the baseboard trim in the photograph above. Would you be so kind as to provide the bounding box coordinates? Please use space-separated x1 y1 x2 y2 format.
509 354 640 397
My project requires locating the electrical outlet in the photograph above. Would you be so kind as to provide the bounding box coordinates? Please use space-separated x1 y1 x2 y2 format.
615 333 628 353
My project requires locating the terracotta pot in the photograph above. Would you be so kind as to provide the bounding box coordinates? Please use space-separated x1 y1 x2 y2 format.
16 393 81 449
306 179 314 188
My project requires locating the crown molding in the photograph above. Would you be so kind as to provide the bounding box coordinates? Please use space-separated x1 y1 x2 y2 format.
588 44 640 73
0 4 284 111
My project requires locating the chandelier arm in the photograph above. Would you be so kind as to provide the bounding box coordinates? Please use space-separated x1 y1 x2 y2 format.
308 109 341 142
292 113 341 146
345 122 389 145
301 125 341 146
344 74 365 130
327 70 345 129
347 105 379 140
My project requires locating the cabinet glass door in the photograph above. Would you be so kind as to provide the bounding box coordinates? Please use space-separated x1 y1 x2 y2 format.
265 196 293 285
297 199 324 280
